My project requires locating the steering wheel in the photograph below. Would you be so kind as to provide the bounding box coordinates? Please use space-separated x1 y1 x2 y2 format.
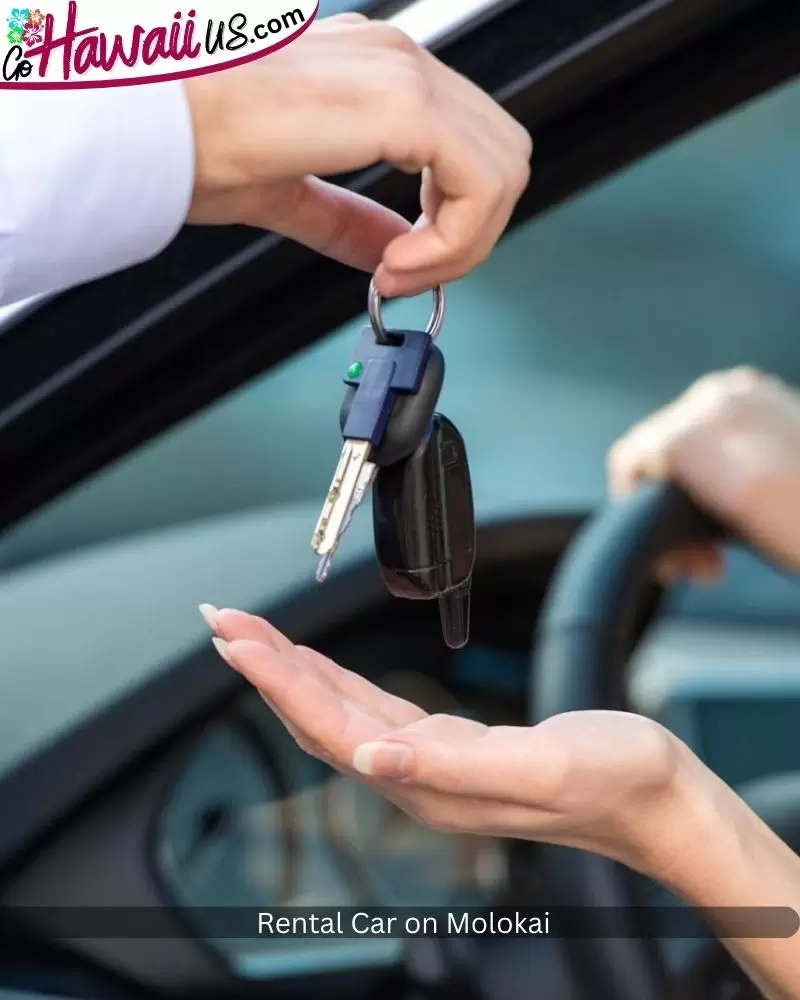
531 481 727 1000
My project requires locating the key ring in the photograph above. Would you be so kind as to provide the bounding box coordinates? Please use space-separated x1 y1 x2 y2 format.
368 279 446 346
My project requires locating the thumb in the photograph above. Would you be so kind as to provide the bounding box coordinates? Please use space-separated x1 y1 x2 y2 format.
350 716 566 805
261 176 411 272
351 714 480 784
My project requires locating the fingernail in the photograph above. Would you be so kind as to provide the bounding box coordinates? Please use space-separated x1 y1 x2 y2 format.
353 741 414 779
199 604 219 630
212 637 234 668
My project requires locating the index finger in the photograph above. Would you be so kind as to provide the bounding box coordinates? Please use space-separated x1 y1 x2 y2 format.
376 128 506 294
376 105 528 293
226 639 386 759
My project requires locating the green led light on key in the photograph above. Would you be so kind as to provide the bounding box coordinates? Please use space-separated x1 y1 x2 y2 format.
347 362 364 379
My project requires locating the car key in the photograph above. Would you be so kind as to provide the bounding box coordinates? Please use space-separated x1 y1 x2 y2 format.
312 281 446 581
311 287 445 574
372 412 476 649
314 461 377 583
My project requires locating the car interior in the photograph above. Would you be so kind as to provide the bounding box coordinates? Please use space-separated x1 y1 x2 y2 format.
1 0 800 999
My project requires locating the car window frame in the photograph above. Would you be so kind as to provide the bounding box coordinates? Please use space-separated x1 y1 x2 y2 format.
0 0 796 537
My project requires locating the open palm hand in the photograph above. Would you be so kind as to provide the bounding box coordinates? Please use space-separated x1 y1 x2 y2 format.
202 606 695 877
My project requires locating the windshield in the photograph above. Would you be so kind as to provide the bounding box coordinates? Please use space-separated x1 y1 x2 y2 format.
2 75 800 570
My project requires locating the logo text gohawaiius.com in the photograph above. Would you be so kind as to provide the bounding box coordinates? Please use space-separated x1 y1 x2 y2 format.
2 2 318 86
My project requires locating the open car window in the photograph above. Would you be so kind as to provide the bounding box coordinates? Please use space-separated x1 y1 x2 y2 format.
2 73 800 595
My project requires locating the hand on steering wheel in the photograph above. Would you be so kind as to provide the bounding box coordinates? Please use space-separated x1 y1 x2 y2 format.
609 366 800 579
200 605 700 882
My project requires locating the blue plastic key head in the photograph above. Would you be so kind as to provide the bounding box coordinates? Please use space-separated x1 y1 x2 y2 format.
341 329 433 446
341 358 397 445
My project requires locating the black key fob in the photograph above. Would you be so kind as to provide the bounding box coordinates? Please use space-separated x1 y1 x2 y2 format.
373 413 475 649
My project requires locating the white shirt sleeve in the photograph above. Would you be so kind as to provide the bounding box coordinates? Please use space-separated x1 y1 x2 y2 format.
0 82 196 307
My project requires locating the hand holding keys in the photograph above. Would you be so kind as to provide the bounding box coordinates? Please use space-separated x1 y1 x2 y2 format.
311 280 476 648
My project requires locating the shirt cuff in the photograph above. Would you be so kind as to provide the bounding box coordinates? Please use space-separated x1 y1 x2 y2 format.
0 82 196 305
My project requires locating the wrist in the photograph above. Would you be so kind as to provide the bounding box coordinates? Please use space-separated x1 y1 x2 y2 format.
182 77 243 217
633 736 792 909
618 734 741 888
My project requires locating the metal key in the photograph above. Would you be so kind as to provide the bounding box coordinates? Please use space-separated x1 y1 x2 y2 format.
315 460 377 582
312 440 376 559
311 281 446 577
